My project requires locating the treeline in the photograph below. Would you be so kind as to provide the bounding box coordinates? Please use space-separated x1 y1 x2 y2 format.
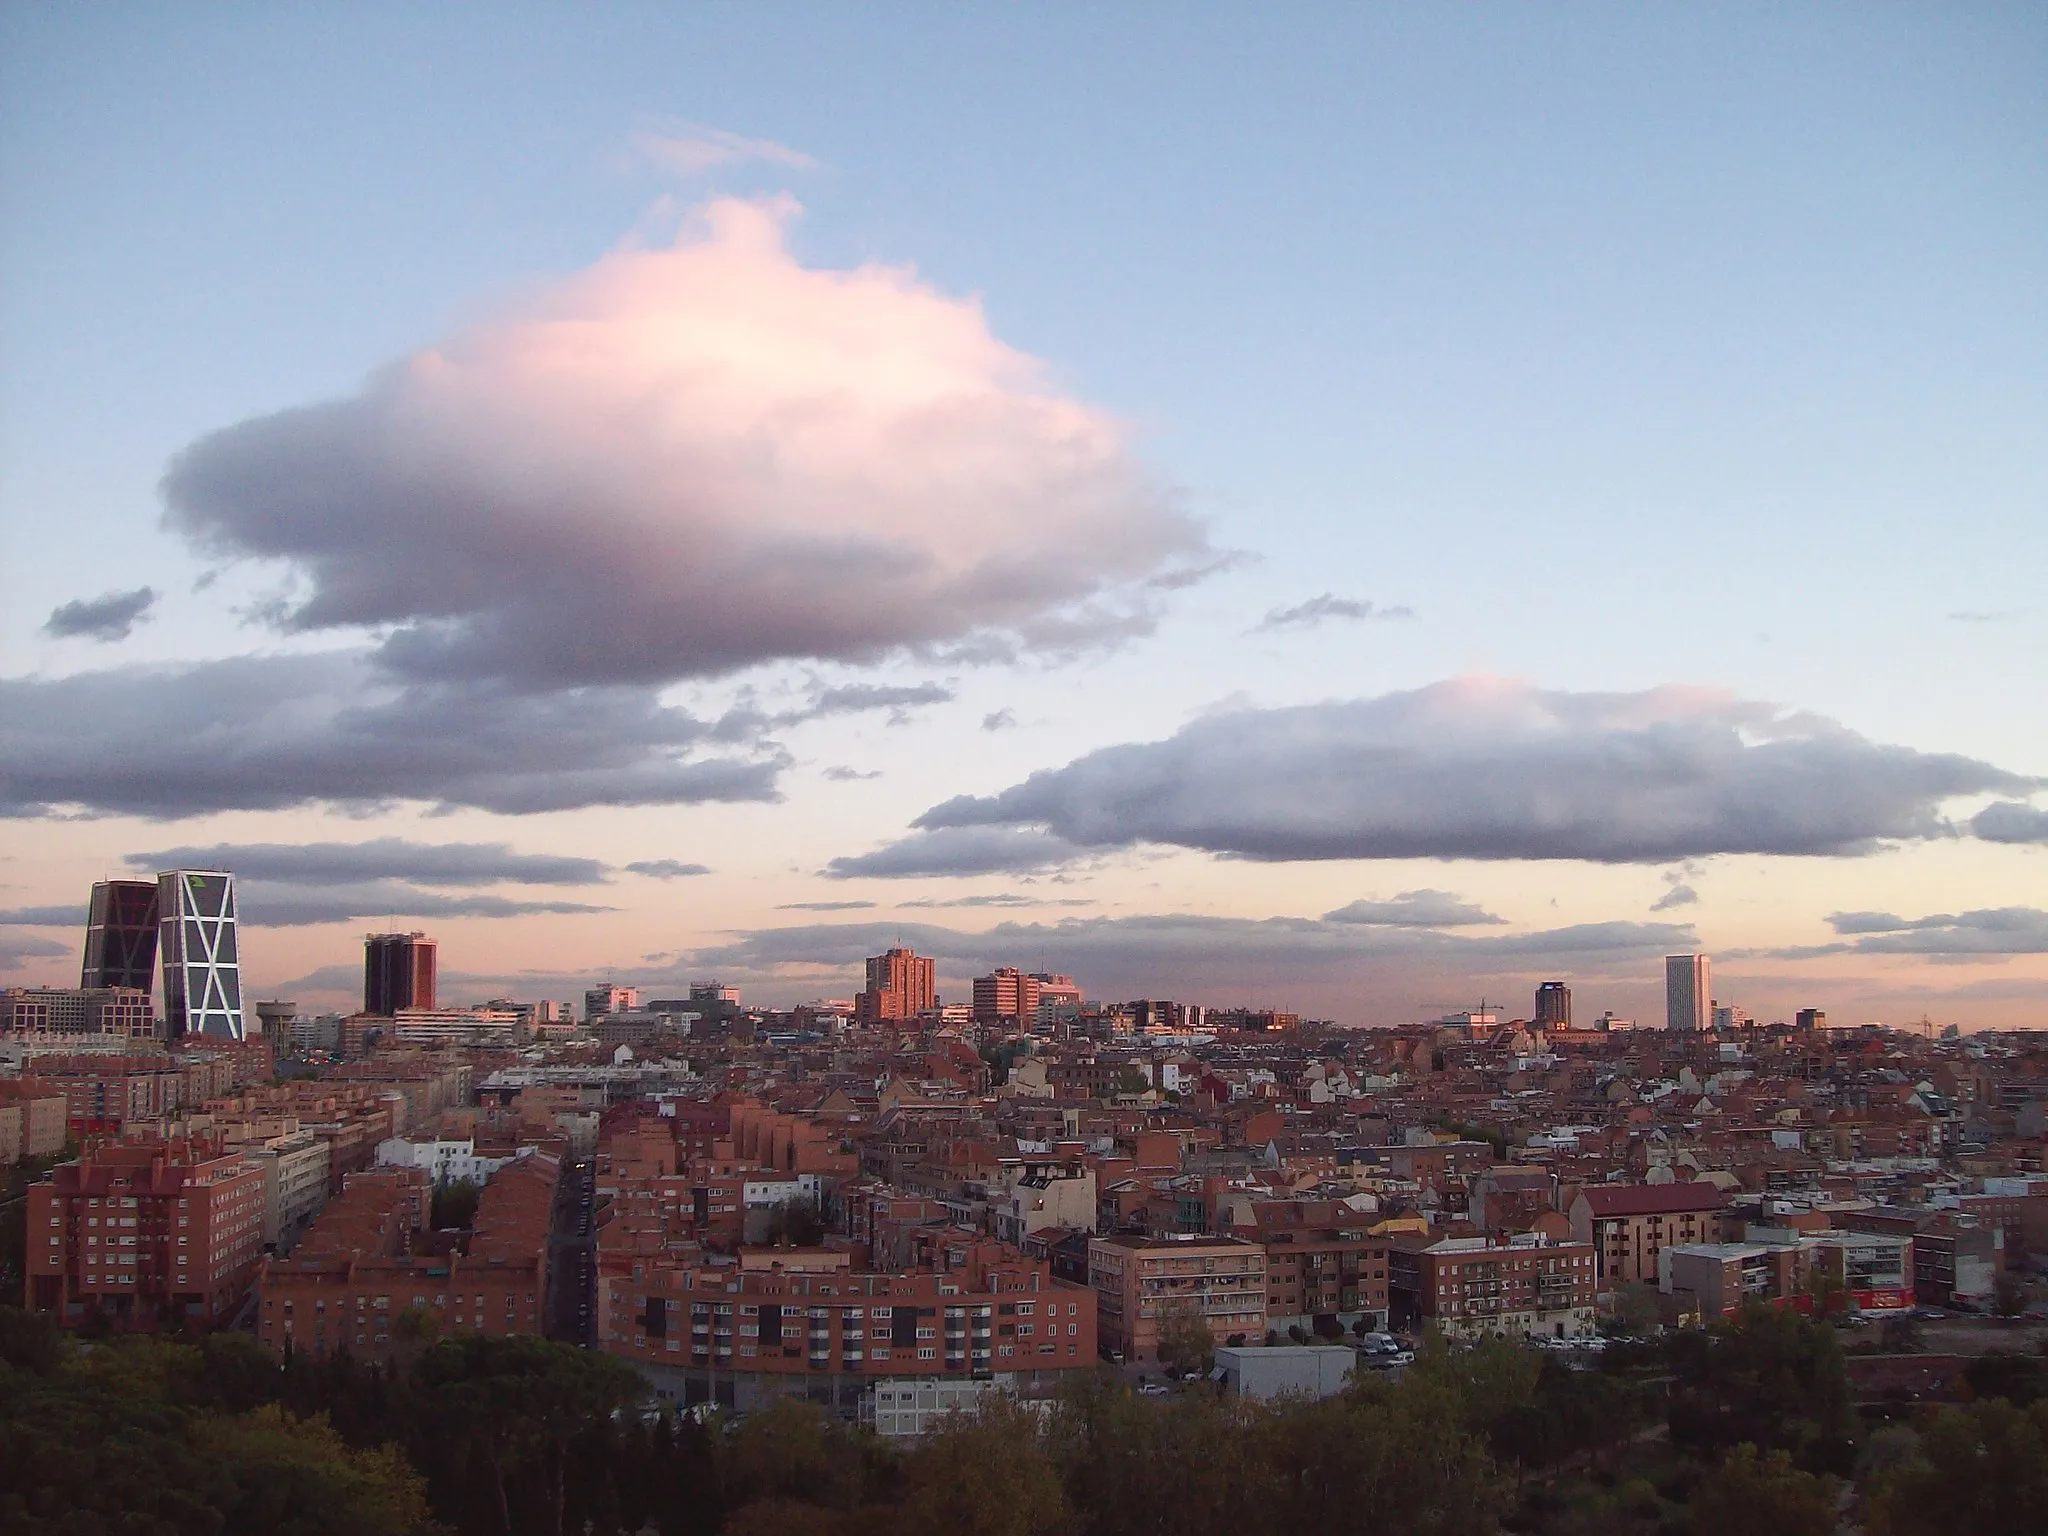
2 1304 2045 1535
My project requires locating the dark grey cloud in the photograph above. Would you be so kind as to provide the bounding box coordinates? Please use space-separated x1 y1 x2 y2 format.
823 767 883 782
1321 890 1502 927
0 904 86 927
1254 594 1413 633
43 587 158 641
1651 883 1700 912
0 932 70 969
1824 907 2048 956
982 709 1017 732
1972 802 2048 845
0 653 782 819
796 683 953 722
626 860 713 879
238 881 614 928
884 679 2029 866
826 825 1092 879
130 837 608 887
776 900 877 911
156 203 1206 696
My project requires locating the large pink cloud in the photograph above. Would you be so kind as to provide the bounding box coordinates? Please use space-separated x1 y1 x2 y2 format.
163 197 1205 688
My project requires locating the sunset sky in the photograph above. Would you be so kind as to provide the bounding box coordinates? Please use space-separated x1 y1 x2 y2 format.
3 6 2044 1027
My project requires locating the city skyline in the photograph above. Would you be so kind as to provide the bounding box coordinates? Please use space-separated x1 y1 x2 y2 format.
3 8 2046 1029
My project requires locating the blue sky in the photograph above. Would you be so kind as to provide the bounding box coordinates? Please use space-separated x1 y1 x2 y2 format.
3 6 2044 1025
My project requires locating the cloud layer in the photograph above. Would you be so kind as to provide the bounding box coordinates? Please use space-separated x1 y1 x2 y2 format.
130 837 609 887
43 587 158 641
1826 907 2048 957
1972 802 2048 845
692 909 1698 1010
858 679 2027 868
161 197 1203 693
0 654 780 818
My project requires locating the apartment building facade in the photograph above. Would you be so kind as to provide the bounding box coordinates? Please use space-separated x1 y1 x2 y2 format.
25 1138 266 1330
1387 1232 1598 1339
1086 1233 1268 1362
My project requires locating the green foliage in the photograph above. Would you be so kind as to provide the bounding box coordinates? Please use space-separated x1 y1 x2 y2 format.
761 1196 826 1247
405 1333 649 1535
22 1293 2040 1536
432 1176 483 1230
1863 1397 2048 1536
1608 1281 1663 1335
896 1394 1065 1536
1666 1303 1858 1474
1153 1302 1216 1378
721 1396 873 1514
1963 1348 2048 1408
1687 1443 1837 1536
196 1404 440 1535
1992 1271 2028 1319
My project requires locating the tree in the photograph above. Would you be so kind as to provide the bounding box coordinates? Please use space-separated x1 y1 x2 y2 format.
1155 1303 1215 1379
763 1197 826 1247
1993 1271 2029 1319
1963 1348 2048 1408
406 1333 648 1536
1688 1444 1836 1536
896 1394 1065 1536
1609 1281 1663 1335
1666 1303 1858 1474
198 1404 439 1536
1863 1398 2048 1536
433 1177 482 1230
1264 1376 1505 1536
720 1395 871 1516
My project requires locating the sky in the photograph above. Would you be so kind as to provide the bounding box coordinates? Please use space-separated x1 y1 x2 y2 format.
2 4 2044 1027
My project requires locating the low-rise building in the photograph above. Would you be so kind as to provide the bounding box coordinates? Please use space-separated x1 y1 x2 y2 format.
601 1233 1094 1414
1387 1231 1598 1340
1087 1233 1268 1362
0 1082 68 1164
255 1152 558 1361
1568 1182 1729 1291
242 1129 332 1253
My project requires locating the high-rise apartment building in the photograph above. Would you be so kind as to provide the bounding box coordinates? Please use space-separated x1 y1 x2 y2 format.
82 880 161 992
857 947 936 1025
1534 981 1572 1029
1664 954 1710 1033
363 932 437 1015
1795 1008 1827 1031
158 870 245 1041
973 967 1041 1026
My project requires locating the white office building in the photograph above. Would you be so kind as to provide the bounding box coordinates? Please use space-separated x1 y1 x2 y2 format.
1665 954 1711 1033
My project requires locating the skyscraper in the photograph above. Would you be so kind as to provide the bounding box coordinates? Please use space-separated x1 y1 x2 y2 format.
364 932 438 1015
81 879 160 992
857 947 936 1025
158 869 245 1040
1664 954 1710 1033
1534 981 1572 1029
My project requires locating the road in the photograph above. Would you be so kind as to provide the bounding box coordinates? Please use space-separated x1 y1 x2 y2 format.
546 1155 596 1347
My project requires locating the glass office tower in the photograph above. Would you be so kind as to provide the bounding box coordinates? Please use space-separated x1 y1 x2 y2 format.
158 869 246 1040
82 879 161 991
